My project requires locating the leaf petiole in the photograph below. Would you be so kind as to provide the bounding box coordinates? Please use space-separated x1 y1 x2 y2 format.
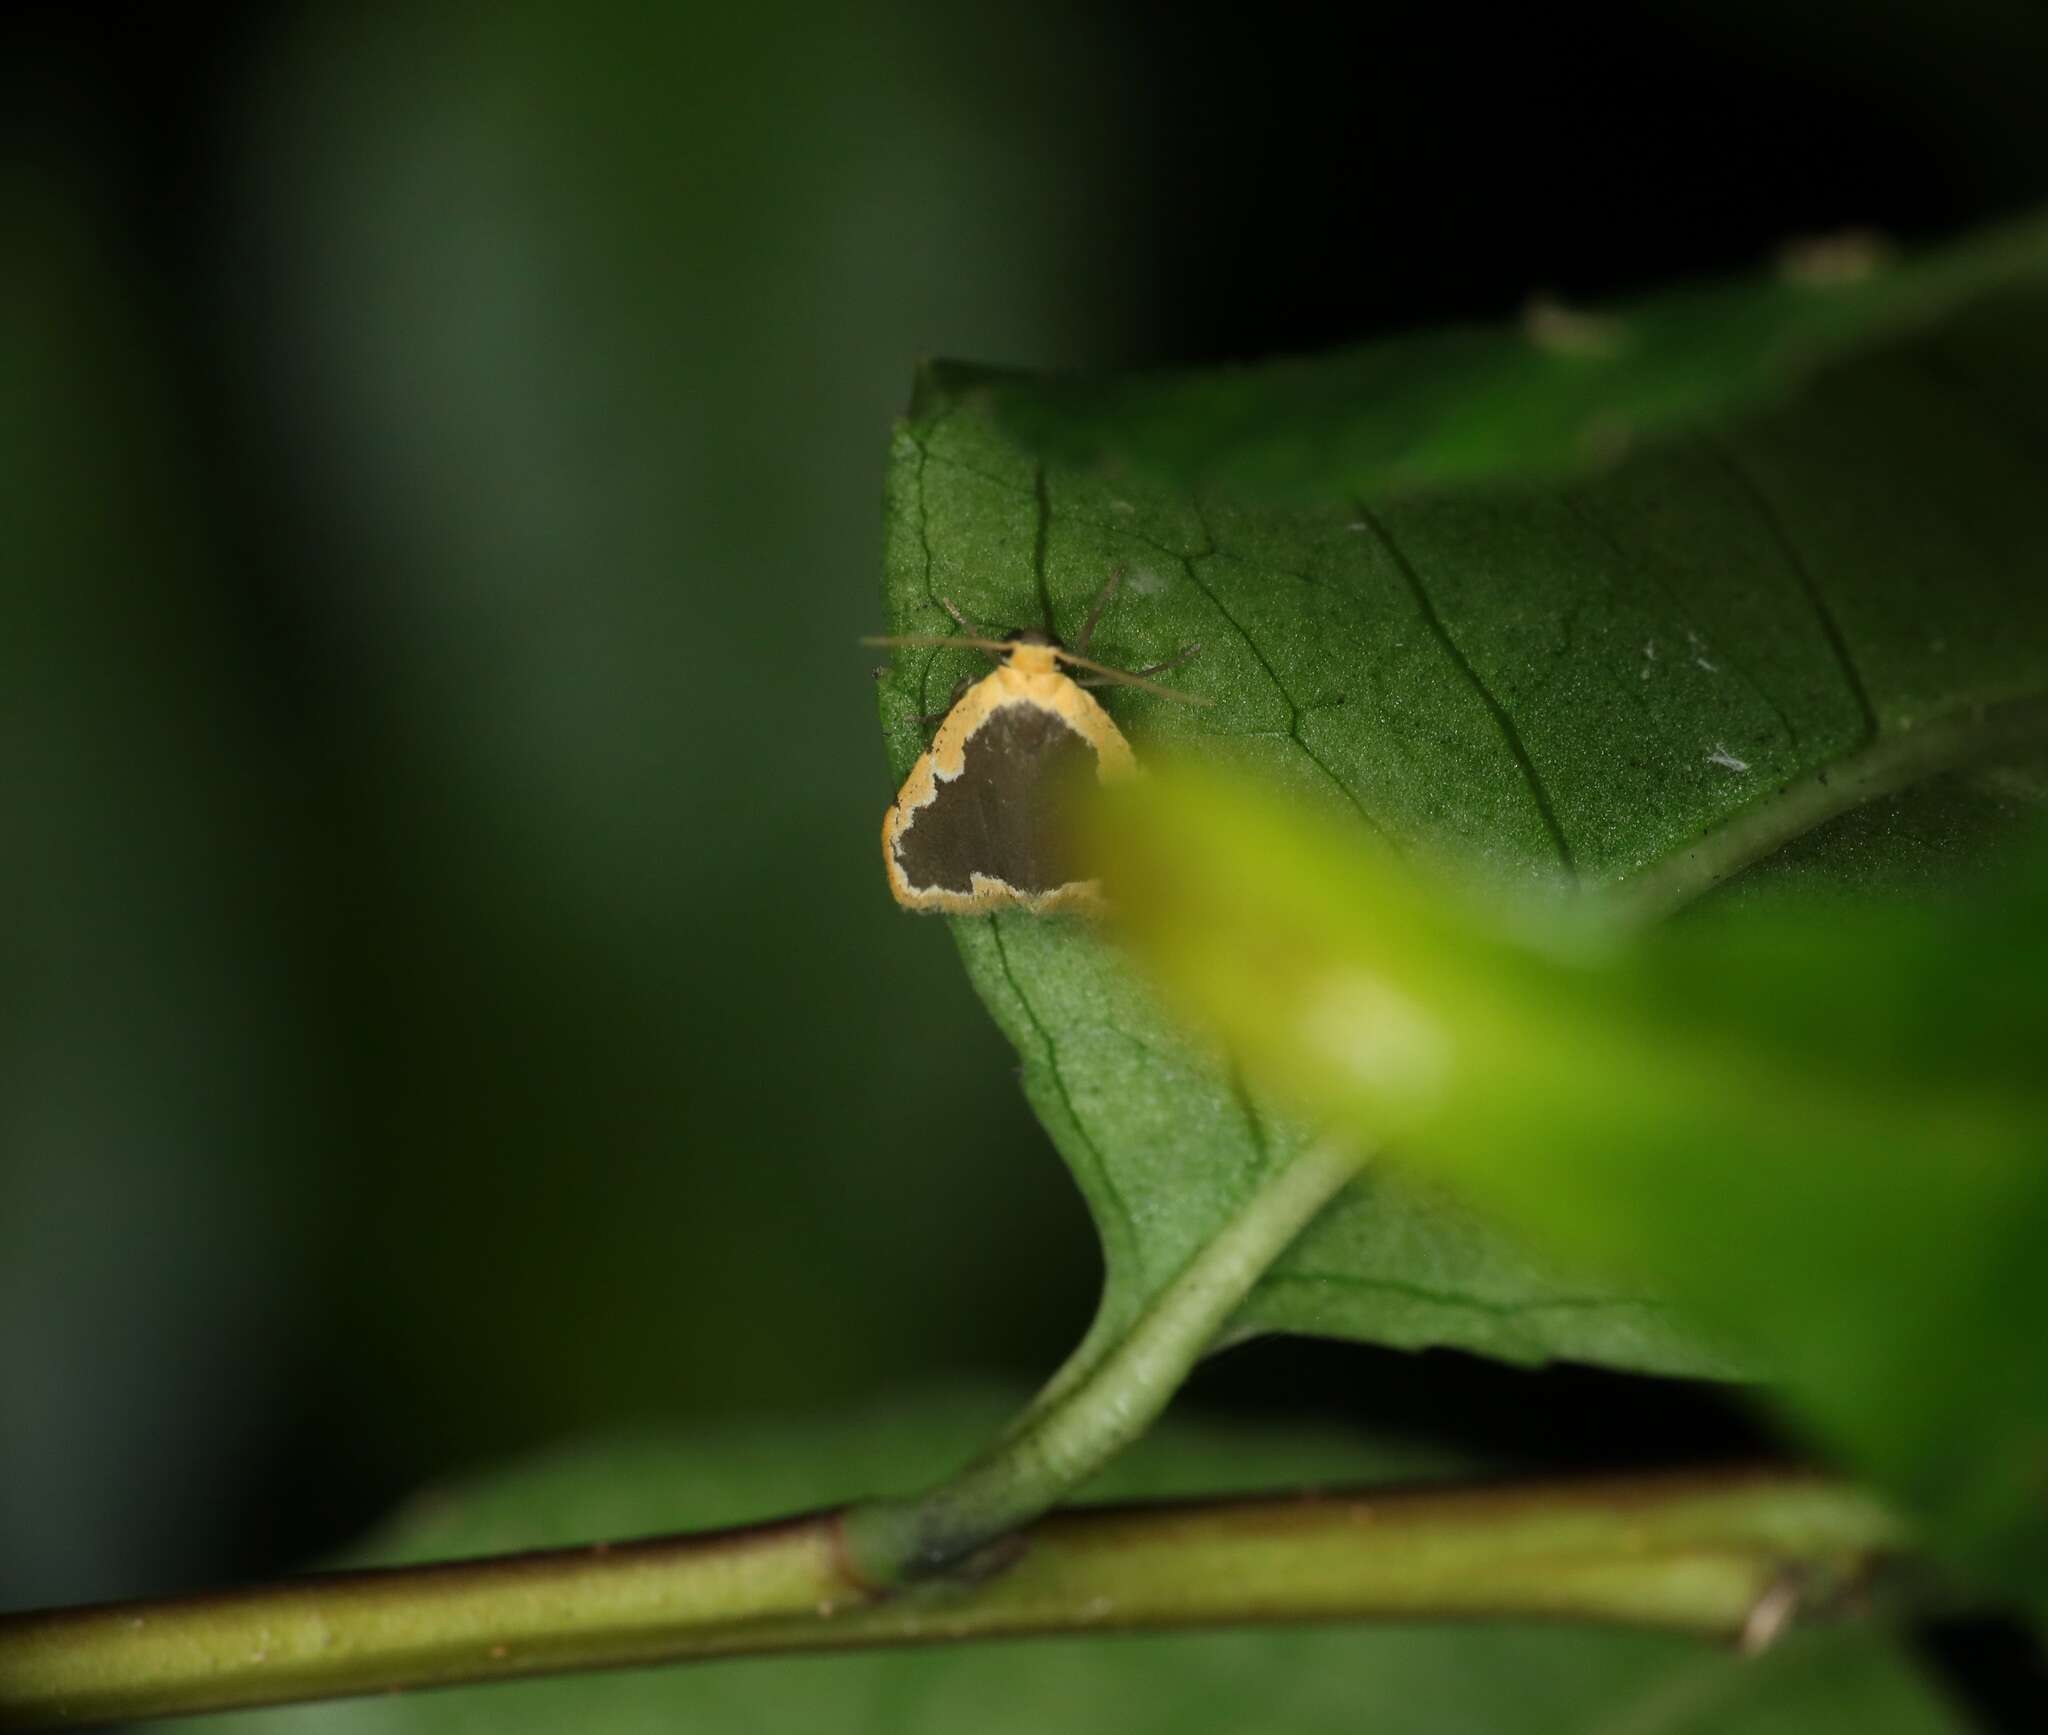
840 1136 1371 1585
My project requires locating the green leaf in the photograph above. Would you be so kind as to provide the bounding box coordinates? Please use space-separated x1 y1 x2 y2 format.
1096 772 2048 1597
874 216 2048 1383
188 1395 1963 1735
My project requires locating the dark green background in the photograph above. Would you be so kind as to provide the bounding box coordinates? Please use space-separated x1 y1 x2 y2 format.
5 15 2048 1711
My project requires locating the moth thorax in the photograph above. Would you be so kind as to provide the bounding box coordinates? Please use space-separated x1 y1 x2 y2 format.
1000 631 1065 676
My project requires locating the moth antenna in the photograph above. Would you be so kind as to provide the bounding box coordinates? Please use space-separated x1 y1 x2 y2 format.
1057 645 1212 706
860 632 1016 657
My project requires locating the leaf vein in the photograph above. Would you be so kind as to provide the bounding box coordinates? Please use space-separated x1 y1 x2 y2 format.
985 914 1141 1274
1031 462 1055 632
1224 1060 1273 1173
924 451 1211 577
1354 505 1579 878
1180 501 1392 844
912 430 945 715
1699 436 1881 752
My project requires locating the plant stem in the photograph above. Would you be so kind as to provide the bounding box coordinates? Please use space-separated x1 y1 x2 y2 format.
0 1470 1908 1730
841 1136 1371 1585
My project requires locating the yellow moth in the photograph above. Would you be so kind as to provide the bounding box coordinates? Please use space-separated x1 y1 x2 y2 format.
868 573 1204 915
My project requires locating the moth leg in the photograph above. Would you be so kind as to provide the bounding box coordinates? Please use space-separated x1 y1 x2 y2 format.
938 596 1005 664
1071 567 1125 655
919 672 975 733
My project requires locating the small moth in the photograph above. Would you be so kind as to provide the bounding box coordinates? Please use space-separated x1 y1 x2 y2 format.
868 572 1204 915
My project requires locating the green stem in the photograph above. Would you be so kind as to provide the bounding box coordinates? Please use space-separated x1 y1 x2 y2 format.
1598 691 2048 925
0 1471 1907 1730
841 1137 1370 1585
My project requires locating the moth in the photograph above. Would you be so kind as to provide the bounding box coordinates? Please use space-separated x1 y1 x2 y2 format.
868 572 1203 915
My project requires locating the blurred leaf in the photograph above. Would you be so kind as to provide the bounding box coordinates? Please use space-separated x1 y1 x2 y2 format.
876 220 2048 1386
188 1393 1963 1735
1097 771 2048 1597
961 211 2048 499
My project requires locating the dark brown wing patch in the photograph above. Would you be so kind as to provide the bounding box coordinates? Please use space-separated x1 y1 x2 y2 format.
893 703 1098 895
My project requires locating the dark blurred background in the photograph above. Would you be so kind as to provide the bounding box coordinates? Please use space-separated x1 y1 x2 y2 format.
6 0 2048 1639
